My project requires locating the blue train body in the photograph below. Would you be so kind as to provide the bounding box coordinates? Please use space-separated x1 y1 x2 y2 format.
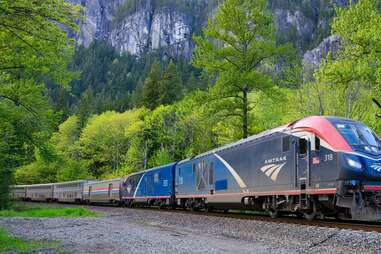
121 163 176 206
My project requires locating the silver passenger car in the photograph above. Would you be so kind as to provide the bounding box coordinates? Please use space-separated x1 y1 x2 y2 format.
10 185 27 200
26 183 54 201
83 178 121 204
53 180 91 203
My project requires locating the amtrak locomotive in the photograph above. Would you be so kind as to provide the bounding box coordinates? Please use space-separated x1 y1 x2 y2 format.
11 116 381 220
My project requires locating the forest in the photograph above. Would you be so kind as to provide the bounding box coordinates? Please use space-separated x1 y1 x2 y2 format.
1 0 380 209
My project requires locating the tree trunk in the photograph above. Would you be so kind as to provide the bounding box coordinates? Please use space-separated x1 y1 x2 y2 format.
242 89 248 139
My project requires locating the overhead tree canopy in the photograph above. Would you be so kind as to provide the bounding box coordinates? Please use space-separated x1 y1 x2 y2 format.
0 0 80 209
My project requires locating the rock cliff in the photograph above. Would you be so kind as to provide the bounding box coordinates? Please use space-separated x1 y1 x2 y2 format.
69 0 349 64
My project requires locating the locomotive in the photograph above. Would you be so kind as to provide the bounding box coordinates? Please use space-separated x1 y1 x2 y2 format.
11 116 381 220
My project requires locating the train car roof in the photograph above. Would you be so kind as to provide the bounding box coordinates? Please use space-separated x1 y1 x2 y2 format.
178 115 357 164
24 183 54 187
124 162 177 179
10 185 29 188
83 178 122 185
53 179 95 185
178 125 287 164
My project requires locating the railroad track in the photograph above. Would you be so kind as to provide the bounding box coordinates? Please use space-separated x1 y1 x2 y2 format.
20 201 381 233
127 206 381 233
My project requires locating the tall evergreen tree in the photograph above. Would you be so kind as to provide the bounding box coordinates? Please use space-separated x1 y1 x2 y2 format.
141 62 162 110
159 61 183 105
193 0 288 138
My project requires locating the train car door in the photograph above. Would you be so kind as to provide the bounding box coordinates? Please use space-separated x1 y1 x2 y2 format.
297 135 310 189
108 183 113 199
208 161 215 195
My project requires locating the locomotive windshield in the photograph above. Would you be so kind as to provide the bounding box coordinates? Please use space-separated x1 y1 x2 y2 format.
335 122 381 155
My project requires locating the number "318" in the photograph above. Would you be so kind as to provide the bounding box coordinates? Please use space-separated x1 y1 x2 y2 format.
324 154 333 161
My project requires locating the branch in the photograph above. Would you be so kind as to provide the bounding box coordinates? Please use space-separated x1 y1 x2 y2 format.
4 27 42 55
0 66 25 70
208 94 244 101
0 95 39 119
0 22 56 43
222 55 240 70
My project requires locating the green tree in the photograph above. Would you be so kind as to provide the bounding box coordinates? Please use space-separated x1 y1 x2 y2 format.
0 0 80 207
0 0 80 80
158 61 183 105
141 62 162 109
79 109 147 178
193 0 289 138
311 0 381 131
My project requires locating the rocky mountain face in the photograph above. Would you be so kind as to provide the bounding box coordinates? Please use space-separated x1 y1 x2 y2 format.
69 0 349 65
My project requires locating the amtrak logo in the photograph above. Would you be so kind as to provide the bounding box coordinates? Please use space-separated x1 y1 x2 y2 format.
371 164 381 172
260 156 287 182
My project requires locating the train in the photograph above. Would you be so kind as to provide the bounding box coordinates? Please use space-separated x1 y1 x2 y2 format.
11 116 381 221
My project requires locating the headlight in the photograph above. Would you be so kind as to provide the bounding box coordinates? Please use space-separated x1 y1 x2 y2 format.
346 156 363 170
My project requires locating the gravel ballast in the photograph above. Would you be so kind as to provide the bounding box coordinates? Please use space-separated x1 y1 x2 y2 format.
1 204 381 254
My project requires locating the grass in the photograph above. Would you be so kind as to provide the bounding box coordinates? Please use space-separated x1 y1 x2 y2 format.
0 203 99 218
0 227 60 253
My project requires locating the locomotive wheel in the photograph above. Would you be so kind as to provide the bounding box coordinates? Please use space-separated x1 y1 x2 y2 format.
303 211 316 221
269 209 278 219
190 203 197 212
204 205 213 213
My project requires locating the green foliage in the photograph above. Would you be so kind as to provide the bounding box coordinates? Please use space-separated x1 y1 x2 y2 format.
141 60 184 109
0 227 60 253
0 169 11 210
193 0 290 138
158 61 184 105
0 0 80 84
15 115 89 184
0 204 98 217
51 41 205 116
309 0 381 132
141 62 162 109
148 148 173 168
0 0 80 207
79 109 148 178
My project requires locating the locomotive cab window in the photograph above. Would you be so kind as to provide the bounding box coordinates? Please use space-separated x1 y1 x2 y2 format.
282 136 290 152
299 138 308 155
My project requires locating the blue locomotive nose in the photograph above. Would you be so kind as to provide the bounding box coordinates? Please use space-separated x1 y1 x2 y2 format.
363 157 381 180
338 153 381 181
